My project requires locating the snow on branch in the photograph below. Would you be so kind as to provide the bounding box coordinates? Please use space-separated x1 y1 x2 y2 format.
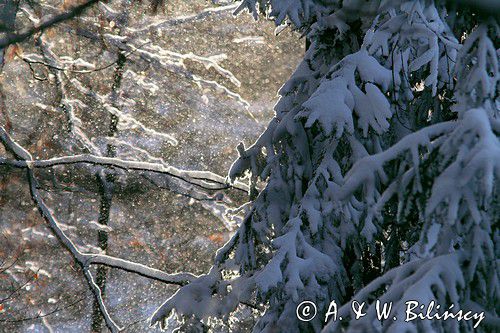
158 2 499 332
69 77 179 146
81 254 196 286
235 0 333 27
323 253 467 332
337 121 457 201
0 153 249 193
0 126 199 331
127 3 240 34
83 269 122 332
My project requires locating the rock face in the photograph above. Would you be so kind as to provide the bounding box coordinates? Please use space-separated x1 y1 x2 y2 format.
0 1 301 331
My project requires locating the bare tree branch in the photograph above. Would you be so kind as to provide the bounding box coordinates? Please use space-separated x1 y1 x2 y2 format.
0 0 100 49
0 131 198 287
83 268 121 332
82 254 196 285
126 3 239 34
0 125 199 332
0 154 249 192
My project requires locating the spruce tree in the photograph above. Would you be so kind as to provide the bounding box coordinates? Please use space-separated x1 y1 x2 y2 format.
152 1 499 332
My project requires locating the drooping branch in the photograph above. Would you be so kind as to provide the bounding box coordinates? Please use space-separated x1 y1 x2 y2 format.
337 121 457 200
0 126 199 331
0 128 199 286
0 125 124 330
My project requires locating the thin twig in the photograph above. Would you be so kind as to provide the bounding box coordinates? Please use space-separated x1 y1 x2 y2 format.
0 0 100 49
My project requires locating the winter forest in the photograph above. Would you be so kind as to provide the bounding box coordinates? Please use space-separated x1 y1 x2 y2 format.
0 0 498 332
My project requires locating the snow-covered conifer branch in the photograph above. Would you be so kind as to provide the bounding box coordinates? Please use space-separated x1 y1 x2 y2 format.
157 1 499 332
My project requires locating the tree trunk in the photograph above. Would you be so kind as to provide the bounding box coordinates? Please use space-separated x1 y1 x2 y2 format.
91 52 126 333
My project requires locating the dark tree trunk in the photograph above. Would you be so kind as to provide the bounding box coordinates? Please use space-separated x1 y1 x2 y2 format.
91 52 126 333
